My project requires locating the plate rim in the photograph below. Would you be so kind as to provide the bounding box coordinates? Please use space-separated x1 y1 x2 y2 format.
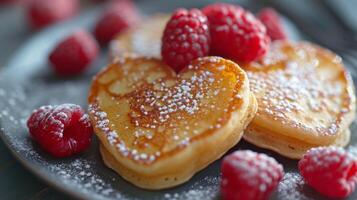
0 128 88 200
0 8 104 200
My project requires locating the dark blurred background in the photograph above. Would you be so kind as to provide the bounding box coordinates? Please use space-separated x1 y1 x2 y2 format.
0 0 357 199
1 0 357 68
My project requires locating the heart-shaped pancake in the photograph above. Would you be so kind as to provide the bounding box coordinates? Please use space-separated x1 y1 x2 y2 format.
243 41 356 159
88 56 257 189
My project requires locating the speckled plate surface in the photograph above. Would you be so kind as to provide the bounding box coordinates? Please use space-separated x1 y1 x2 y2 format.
0 1 357 200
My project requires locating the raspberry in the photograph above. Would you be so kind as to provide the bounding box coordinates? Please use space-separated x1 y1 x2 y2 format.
27 104 93 157
221 150 284 200
298 147 357 198
49 30 99 76
257 8 287 41
26 0 79 29
202 3 270 62
94 0 140 44
161 8 210 72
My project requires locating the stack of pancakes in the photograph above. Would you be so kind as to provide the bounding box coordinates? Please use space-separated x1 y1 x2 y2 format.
88 15 356 189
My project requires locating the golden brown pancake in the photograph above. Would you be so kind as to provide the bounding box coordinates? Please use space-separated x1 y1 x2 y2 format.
88 56 257 189
243 41 356 159
108 15 356 159
109 14 169 60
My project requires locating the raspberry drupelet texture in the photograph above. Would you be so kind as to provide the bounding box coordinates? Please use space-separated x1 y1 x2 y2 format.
26 0 79 29
221 150 284 200
27 104 93 157
202 3 270 62
49 30 99 76
161 8 210 72
94 0 140 44
257 8 287 41
298 147 357 198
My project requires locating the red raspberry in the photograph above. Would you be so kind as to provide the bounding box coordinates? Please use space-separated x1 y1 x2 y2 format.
26 0 79 29
94 0 140 44
202 3 270 62
49 30 99 76
161 8 210 72
257 8 287 41
27 104 93 157
221 150 284 200
298 147 357 198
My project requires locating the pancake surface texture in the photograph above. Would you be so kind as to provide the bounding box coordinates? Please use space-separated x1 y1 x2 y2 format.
243 41 356 159
88 56 257 189
109 14 169 60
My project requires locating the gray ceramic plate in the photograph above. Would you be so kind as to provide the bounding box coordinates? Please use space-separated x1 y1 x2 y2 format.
0 1 356 200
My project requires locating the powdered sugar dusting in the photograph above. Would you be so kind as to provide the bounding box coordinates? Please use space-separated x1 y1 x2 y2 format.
89 103 160 163
163 176 220 200
347 145 357 157
277 172 313 200
131 69 215 126
246 42 352 136
48 158 130 200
